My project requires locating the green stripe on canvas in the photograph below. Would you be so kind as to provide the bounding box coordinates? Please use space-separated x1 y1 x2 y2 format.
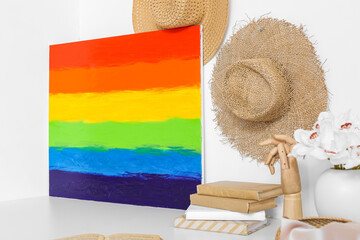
49 118 201 153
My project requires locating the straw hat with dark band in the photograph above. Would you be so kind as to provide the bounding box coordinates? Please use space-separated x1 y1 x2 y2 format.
132 0 229 64
211 17 328 162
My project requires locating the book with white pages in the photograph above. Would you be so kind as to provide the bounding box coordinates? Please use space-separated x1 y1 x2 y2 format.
185 205 266 221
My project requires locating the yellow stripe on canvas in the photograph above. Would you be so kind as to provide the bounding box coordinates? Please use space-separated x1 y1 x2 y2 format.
49 86 200 123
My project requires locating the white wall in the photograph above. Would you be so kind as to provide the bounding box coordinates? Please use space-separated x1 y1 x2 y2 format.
1 0 359 218
78 0 360 218
0 0 80 201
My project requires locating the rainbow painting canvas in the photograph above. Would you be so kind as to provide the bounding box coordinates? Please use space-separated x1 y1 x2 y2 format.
49 26 202 209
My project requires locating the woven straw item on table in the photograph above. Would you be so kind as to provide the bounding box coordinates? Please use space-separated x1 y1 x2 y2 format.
211 17 328 162
132 0 229 64
275 217 352 240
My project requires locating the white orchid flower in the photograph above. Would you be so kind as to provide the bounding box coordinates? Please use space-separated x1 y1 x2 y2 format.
317 111 334 123
292 130 327 160
308 147 329 160
335 110 360 131
327 150 350 166
291 111 360 169
342 146 360 169
294 129 320 147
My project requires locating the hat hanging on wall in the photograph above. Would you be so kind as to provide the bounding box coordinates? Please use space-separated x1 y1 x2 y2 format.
132 0 229 64
211 17 328 162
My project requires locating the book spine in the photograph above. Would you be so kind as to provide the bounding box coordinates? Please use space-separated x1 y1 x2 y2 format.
197 185 260 200
190 194 251 213
248 198 276 213
186 212 266 221
174 216 250 235
259 188 283 200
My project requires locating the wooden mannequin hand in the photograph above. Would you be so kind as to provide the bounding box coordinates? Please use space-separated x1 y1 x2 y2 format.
259 135 303 219
259 135 301 194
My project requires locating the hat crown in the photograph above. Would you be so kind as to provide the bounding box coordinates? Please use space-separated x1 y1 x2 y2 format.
149 0 205 29
223 58 291 122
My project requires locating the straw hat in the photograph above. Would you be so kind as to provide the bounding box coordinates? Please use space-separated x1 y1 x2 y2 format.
211 17 328 162
132 0 229 64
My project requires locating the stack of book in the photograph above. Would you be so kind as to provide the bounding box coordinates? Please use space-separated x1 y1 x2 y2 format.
174 181 283 236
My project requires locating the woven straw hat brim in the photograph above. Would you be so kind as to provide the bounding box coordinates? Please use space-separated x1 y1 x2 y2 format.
132 0 229 64
211 17 328 162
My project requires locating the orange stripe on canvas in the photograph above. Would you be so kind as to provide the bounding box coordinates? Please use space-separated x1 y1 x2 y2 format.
50 58 200 94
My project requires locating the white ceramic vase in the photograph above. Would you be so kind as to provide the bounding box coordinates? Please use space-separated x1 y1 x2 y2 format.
315 168 360 222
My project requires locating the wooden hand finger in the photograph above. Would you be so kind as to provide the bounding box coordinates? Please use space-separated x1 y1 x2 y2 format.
283 143 296 155
284 144 291 154
274 135 296 146
270 156 277 165
268 157 277 175
289 144 295 152
265 147 278 165
278 143 290 169
259 138 281 146
269 163 275 175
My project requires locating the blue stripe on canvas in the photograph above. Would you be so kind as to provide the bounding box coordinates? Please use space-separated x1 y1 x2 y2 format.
49 147 201 179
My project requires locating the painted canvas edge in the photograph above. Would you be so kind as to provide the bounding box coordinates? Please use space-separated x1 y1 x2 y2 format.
200 25 205 184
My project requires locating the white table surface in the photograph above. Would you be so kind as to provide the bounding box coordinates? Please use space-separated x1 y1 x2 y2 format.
0 196 280 240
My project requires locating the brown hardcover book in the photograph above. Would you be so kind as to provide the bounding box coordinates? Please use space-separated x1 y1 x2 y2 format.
190 194 276 213
197 181 283 200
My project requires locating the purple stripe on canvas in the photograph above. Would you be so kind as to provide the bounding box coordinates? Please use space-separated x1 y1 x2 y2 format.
49 170 200 209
